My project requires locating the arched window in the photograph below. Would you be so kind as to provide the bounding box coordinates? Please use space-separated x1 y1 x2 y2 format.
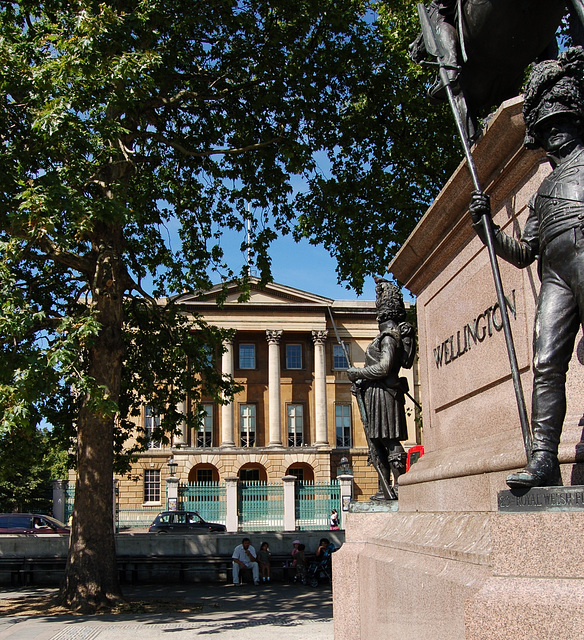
188 464 219 483
238 463 267 482
286 463 314 483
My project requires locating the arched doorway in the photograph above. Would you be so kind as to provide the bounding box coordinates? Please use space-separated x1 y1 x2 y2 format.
286 463 314 483
188 463 219 483
238 462 267 482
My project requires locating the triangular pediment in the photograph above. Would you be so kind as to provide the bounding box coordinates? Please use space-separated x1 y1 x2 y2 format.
174 277 334 309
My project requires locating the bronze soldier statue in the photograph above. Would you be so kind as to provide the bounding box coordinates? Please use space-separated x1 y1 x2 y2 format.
425 1 460 101
470 47 584 488
347 278 416 498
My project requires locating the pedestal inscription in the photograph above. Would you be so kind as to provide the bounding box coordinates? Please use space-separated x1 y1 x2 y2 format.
498 486 584 512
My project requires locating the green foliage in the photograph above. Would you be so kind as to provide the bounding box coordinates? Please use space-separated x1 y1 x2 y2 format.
0 426 70 513
0 0 458 459
294 0 460 289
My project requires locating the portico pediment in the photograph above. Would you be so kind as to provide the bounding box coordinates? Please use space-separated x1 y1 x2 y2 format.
175 277 334 309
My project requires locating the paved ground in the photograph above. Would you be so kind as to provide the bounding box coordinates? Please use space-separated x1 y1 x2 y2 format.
0 582 333 640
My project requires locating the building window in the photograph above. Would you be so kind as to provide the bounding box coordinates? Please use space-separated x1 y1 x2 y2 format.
333 344 349 370
239 344 256 369
286 344 303 369
188 464 219 483
196 468 214 483
240 467 261 481
335 404 352 447
287 404 304 447
288 467 304 481
196 404 213 447
144 469 161 503
240 404 256 447
145 406 161 449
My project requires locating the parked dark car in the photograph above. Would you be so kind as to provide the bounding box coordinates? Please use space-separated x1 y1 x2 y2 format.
0 513 70 535
148 510 226 533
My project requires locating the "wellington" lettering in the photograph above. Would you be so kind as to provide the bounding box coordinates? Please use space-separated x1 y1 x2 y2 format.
433 291 517 369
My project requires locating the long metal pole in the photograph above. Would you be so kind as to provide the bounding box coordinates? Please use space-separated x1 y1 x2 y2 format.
417 4 532 460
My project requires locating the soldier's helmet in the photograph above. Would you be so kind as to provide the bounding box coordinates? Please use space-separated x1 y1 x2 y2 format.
374 277 405 324
523 46 584 149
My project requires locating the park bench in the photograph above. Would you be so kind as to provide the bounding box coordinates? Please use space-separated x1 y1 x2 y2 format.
0 552 297 586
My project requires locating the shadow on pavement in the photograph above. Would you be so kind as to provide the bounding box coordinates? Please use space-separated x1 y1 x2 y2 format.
0 582 332 626
124 581 332 623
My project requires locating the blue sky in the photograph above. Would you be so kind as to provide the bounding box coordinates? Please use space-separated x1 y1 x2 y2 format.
215 224 380 302
212 220 420 304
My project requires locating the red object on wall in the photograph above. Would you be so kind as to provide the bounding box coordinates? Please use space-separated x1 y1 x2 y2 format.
406 445 425 472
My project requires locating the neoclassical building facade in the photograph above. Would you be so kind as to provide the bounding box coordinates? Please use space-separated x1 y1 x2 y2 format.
116 278 421 509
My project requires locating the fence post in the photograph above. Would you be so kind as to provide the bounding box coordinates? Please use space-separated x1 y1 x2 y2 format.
282 475 297 531
225 477 239 532
337 474 354 529
52 479 67 523
166 476 179 511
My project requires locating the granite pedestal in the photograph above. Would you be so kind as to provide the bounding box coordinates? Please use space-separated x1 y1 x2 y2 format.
332 97 584 639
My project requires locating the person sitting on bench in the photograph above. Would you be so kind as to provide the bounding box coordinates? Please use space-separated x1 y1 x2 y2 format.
232 537 260 586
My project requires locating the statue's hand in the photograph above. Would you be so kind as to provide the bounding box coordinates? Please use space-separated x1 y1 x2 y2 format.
469 190 491 223
346 367 360 382
398 322 414 338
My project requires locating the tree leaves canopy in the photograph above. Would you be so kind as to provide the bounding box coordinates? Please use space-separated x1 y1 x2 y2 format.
0 0 462 609
0 0 459 451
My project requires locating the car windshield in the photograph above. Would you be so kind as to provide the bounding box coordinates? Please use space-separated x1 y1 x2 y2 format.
173 513 202 524
41 515 67 528
0 514 67 530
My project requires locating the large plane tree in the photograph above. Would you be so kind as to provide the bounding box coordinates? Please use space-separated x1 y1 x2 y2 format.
0 0 458 611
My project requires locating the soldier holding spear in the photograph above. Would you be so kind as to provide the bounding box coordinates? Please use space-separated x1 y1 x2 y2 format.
334 278 416 500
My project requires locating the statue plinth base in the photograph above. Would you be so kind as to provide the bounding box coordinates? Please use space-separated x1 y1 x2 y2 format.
333 508 584 640
333 97 584 639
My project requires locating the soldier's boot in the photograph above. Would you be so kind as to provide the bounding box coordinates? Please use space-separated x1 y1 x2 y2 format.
427 13 460 102
388 452 407 497
506 450 562 489
507 366 565 489
370 461 396 501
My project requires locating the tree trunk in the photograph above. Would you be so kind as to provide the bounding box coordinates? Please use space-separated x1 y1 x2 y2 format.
59 243 126 612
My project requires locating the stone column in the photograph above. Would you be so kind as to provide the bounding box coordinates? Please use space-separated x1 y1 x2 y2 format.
312 330 329 446
337 474 354 529
113 479 119 532
282 475 297 532
174 399 187 447
221 338 236 447
52 479 67 524
225 477 239 533
266 330 283 447
166 476 179 511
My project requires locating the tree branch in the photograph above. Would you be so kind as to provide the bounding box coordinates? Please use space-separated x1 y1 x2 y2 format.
147 88 230 109
36 234 94 275
124 272 156 303
137 132 283 157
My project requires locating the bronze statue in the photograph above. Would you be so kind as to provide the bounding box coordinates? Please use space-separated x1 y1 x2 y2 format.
412 1 460 103
470 47 584 488
410 0 574 143
347 278 416 499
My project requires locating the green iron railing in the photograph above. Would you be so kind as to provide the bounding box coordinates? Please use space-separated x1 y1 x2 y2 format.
178 481 226 524
58 478 342 532
65 485 161 531
117 506 161 530
239 481 284 531
64 484 75 524
295 480 341 531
